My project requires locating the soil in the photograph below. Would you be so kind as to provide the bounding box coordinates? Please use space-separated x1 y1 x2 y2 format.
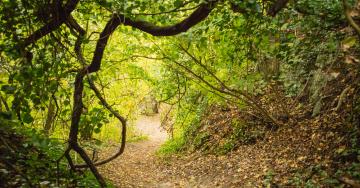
99 111 349 187
99 114 171 187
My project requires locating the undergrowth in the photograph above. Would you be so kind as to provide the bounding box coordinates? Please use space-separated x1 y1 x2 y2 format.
156 137 185 156
157 104 265 156
0 112 113 187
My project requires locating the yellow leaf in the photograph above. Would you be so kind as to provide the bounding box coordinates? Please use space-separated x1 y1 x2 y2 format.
336 146 346 154
342 37 357 50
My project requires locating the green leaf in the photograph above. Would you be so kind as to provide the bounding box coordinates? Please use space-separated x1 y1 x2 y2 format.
94 127 101 133
174 0 183 7
64 99 70 105
159 5 166 12
22 112 34 124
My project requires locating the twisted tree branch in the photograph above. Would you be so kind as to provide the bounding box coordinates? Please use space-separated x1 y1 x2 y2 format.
74 78 127 168
23 0 80 47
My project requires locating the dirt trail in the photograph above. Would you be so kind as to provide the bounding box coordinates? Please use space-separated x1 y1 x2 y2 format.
99 114 171 187
99 114 250 187
98 115 269 187
97 108 348 187
135 115 168 143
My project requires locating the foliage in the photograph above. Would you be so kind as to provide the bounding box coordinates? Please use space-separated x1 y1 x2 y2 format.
156 137 186 156
1 0 360 186
215 119 261 154
0 113 104 187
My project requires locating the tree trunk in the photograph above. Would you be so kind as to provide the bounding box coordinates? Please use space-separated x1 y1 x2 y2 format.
44 98 55 135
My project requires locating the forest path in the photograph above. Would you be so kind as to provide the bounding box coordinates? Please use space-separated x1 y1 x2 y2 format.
99 115 275 187
99 114 173 187
135 114 168 143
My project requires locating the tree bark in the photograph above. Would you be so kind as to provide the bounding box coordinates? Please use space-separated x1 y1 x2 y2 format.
44 97 55 135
